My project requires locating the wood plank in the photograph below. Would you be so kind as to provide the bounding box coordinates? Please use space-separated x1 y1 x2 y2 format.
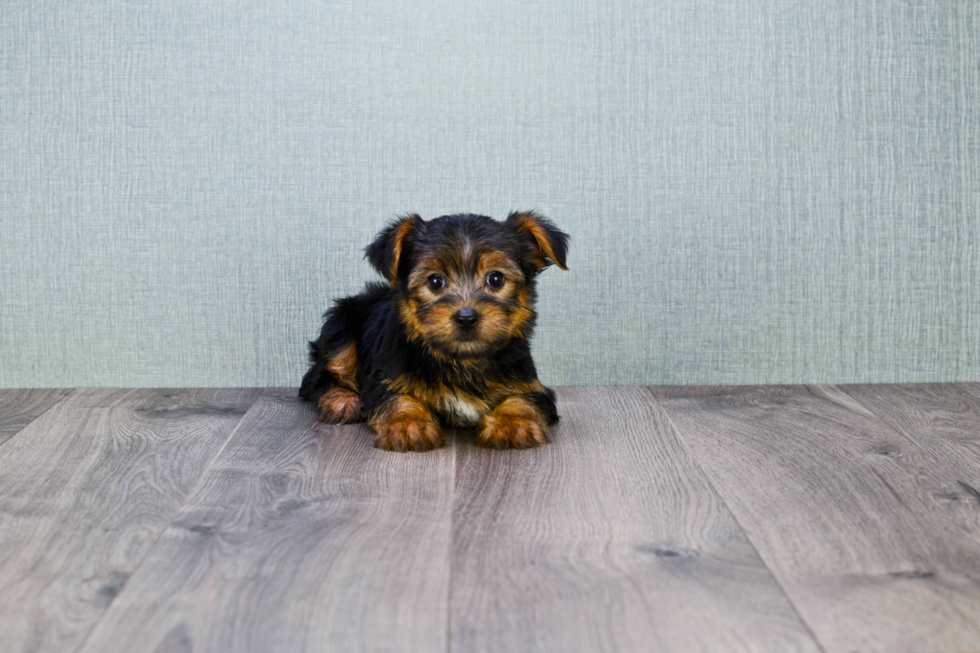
451 386 820 653
841 383 980 475
78 390 455 653
652 385 980 653
839 383 980 541
0 388 261 653
0 388 73 445
961 382 980 402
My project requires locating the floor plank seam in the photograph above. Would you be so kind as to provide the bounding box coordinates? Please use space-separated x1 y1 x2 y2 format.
645 387 830 653
69 390 266 653
0 388 77 452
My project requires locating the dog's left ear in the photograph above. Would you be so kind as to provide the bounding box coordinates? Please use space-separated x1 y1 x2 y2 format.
506 211 569 271
365 214 425 285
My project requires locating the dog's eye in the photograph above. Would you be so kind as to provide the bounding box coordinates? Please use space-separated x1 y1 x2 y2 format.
486 271 505 289
427 274 446 291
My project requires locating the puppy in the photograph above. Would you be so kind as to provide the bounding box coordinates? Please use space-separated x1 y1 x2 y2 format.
299 212 569 452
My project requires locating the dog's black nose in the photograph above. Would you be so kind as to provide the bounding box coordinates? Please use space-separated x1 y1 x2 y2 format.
454 308 479 330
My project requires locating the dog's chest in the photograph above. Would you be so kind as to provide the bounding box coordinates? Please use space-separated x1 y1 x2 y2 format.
436 393 483 427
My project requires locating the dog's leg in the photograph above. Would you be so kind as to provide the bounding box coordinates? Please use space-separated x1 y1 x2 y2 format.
476 389 556 449
368 395 444 452
300 304 363 424
308 342 361 424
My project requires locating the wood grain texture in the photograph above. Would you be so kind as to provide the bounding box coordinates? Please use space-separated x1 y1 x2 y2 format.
0 388 73 445
0 388 261 653
653 385 980 653
961 383 980 401
451 386 820 653
78 390 455 653
839 383 980 547
841 383 980 480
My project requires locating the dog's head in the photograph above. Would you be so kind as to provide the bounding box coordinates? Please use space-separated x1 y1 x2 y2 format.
366 212 568 359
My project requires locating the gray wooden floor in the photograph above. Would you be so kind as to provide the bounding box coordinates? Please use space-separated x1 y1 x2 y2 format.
1 386 979 653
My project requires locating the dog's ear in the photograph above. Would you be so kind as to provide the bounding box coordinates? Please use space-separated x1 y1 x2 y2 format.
365 214 425 285
506 211 569 272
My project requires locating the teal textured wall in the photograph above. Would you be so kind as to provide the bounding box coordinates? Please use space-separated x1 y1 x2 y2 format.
2 1 978 388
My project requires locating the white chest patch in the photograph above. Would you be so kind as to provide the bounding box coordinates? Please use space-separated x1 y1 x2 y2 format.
441 394 482 427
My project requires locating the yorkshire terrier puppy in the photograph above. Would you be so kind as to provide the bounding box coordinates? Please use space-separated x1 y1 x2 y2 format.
299 212 569 452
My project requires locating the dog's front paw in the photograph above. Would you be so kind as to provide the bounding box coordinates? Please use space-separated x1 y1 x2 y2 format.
369 396 444 452
374 418 444 452
317 388 362 424
477 396 550 450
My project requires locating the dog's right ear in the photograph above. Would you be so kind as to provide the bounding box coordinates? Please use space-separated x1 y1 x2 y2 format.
365 214 425 286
